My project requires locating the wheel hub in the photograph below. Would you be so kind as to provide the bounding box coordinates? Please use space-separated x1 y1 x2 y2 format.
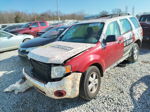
88 72 98 93
133 46 138 60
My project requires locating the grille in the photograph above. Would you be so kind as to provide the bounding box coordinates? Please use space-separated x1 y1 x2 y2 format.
30 59 51 82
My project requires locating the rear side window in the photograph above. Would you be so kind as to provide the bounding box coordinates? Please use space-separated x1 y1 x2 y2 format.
130 17 140 28
40 22 46 26
120 19 132 34
106 21 121 37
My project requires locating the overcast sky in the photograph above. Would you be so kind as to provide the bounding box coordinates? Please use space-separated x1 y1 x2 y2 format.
0 0 149 15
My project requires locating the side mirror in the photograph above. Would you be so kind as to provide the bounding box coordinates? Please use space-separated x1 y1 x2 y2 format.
105 35 116 43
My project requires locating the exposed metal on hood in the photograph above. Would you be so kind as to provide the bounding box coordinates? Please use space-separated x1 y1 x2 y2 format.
51 45 73 51
28 41 95 64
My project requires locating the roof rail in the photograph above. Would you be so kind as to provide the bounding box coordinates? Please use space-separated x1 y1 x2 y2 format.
84 13 130 20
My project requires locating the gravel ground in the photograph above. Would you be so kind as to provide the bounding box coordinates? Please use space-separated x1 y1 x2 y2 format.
0 44 150 112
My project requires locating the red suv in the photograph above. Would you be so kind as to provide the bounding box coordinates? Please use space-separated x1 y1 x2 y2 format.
23 15 143 100
10 21 49 37
139 14 150 40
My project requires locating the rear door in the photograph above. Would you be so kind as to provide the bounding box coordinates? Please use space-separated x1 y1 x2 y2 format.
139 15 150 37
119 18 134 57
129 17 143 41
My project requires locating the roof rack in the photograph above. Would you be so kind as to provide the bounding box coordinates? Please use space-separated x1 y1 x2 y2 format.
84 13 130 20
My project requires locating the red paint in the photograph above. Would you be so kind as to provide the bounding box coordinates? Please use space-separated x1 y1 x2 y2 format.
13 21 49 37
139 14 150 37
65 37 124 73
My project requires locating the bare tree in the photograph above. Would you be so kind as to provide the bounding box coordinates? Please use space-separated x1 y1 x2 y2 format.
112 8 122 15
99 10 109 16
0 10 85 24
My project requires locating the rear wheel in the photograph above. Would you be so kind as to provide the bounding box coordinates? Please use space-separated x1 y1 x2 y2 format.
79 66 101 100
128 43 139 63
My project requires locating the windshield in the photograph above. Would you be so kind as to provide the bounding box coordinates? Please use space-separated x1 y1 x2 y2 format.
59 22 104 44
41 26 54 32
22 23 31 28
40 27 67 38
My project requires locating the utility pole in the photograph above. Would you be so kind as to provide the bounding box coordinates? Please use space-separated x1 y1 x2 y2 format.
57 0 60 21
132 6 135 15
125 6 128 13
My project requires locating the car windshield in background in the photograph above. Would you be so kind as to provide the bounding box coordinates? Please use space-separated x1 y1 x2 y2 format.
22 23 31 28
139 15 150 22
40 27 66 39
4 24 23 31
41 26 54 32
60 23 104 44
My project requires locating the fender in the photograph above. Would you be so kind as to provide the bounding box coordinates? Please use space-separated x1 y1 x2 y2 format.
65 53 106 73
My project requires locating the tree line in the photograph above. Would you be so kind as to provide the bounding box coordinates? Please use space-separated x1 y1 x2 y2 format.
0 8 141 24
0 11 86 24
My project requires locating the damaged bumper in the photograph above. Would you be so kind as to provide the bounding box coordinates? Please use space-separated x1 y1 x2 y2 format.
23 68 82 99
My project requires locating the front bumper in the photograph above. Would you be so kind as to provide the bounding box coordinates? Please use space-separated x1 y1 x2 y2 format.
23 68 82 99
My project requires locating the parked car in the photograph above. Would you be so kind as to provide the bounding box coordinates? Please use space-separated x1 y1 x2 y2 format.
18 26 69 57
3 24 24 32
0 25 8 29
0 30 33 52
139 14 150 40
23 14 143 100
10 21 49 37
36 26 54 37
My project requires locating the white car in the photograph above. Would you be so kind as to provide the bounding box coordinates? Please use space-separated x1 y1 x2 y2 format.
0 30 33 52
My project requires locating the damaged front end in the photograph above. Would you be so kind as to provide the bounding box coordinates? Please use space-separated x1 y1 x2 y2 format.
23 41 95 99
23 68 82 99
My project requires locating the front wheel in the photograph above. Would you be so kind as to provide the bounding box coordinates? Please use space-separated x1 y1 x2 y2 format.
128 43 139 63
79 66 101 100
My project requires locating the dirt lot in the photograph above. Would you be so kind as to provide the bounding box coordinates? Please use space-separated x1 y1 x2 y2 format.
0 43 150 112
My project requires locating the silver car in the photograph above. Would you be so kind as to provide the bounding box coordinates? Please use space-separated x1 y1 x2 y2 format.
0 30 33 52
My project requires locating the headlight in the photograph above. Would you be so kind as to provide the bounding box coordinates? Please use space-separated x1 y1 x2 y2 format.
51 65 71 78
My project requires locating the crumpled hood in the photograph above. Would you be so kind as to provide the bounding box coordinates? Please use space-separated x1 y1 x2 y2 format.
28 41 95 64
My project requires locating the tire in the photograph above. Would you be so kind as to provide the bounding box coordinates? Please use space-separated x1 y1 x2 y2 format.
79 66 101 100
128 43 139 63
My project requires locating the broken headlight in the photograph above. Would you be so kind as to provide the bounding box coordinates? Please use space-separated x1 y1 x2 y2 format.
51 65 71 79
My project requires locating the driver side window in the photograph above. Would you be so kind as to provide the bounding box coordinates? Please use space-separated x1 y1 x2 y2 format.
106 21 121 38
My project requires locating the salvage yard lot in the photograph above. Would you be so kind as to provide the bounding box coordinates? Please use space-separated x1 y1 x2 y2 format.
0 45 150 112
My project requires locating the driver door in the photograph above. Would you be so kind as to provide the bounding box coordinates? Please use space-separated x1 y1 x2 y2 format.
29 22 40 36
102 21 124 68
